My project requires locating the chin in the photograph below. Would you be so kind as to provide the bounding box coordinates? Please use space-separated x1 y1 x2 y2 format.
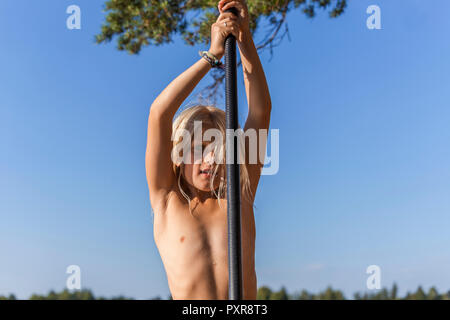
196 184 212 192
193 180 216 192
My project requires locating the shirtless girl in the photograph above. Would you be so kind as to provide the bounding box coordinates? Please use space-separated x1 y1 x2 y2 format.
145 0 272 300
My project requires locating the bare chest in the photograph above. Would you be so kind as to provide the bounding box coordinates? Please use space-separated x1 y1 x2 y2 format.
155 193 228 263
153 191 256 271
151 190 256 299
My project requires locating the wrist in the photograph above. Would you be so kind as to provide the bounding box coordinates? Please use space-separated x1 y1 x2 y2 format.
200 50 224 69
208 48 224 60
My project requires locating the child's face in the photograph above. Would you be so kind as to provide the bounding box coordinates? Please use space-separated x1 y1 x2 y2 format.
182 140 222 192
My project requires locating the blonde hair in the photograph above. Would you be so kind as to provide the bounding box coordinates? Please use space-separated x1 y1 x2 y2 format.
171 105 254 216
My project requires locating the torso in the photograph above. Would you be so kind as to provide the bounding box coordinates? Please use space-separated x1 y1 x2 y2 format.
151 186 257 300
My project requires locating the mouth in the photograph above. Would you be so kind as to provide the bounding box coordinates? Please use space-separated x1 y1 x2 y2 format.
199 169 212 177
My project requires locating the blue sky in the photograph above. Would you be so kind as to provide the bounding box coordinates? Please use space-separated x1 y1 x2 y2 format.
1 0 450 299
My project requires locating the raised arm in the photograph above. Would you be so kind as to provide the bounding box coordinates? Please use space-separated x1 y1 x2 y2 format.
145 57 213 207
219 0 272 198
145 9 240 208
240 35 272 198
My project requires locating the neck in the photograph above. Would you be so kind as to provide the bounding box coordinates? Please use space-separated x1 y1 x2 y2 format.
193 189 214 203
182 179 218 204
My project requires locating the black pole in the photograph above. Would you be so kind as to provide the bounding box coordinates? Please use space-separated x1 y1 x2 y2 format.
224 7 242 300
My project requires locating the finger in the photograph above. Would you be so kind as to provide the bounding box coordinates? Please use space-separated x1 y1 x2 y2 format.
218 18 239 28
224 23 239 38
229 25 239 39
216 12 238 22
219 11 238 18
222 1 243 13
219 0 243 8
218 0 233 11
215 23 237 34
222 26 238 39
219 1 242 14
221 17 239 24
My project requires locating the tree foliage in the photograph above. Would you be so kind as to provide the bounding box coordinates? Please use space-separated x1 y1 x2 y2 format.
2 284 450 300
96 0 347 54
259 283 450 300
96 0 347 101
0 288 155 300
